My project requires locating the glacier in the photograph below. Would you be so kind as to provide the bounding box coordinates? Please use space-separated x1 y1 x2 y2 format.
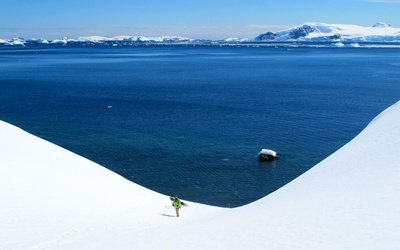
255 22 400 43
1 22 400 48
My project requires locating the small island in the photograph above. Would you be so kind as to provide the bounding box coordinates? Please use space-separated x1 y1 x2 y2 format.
258 149 279 162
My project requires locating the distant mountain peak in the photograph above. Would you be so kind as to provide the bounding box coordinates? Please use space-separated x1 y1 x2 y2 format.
255 22 400 43
372 22 391 28
1 22 400 47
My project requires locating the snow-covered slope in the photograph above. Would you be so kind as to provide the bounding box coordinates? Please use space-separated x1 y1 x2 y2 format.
2 22 399 46
0 36 192 46
76 35 191 43
0 122 220 249
255 22 400 42
179 100 400 249
1 100 399 249
0 36 26 46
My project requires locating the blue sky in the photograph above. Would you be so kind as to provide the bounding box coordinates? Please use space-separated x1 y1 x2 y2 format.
1 0 399 39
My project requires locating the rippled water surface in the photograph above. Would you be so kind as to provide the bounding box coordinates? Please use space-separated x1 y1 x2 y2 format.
1 45 399 207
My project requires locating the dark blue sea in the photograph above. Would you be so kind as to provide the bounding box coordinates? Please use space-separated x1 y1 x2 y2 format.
1 44 399 207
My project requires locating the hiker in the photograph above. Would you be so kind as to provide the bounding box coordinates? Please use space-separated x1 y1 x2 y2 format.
172 197 182 217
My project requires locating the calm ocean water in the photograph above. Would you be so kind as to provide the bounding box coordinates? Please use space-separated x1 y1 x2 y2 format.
1 44 399 207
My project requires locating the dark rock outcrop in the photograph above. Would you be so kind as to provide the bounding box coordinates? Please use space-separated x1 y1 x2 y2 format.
289 25 315 39
255 32 276 41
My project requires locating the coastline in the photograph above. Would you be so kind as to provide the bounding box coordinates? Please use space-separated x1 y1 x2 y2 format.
1 100 399 249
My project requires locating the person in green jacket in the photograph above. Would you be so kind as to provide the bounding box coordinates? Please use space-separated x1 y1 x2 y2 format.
172 197 182 217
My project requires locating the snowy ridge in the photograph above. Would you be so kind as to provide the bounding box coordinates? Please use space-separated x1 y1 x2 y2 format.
1 100 400 249
255 22 400 43
76 35 192 43
0 35 193 46
1 22 400 47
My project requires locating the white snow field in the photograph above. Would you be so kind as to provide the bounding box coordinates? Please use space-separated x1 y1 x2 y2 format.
255 22 400 42
1 101 399 249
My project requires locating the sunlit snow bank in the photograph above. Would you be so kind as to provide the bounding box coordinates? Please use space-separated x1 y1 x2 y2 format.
1 100 399 249
0 122 219 249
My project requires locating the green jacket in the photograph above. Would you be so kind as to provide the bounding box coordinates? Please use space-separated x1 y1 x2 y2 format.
172 199 182 209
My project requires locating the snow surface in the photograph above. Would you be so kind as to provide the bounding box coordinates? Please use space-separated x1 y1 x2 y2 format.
225 37 250 42
259 148 278 157
1 100 400 249
1 22 400 46
255 22 400 42
2 37 26 46
0 35 191 45
75 35 191 43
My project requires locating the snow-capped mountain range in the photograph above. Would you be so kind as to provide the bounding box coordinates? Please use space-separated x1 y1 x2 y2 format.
77 35 192 43
1 22 400 46
0 35 193 46
255 22 400 43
